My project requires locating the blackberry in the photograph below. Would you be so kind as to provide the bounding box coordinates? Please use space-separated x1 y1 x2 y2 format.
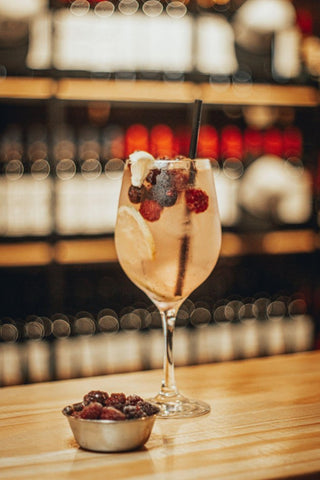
128 184 146 204
157 187 178 207
146 168 161 185
73 402 85 412
138 401 160 416
148 170 178 207
123 404 145 419
126 394 144 406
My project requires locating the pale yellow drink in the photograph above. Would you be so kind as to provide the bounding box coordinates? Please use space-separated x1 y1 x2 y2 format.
115 157 221 310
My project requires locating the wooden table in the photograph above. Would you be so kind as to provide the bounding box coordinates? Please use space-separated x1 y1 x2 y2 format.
1 351 320 480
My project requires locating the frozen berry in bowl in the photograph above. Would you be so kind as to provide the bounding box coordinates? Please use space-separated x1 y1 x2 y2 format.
105 392 127 409
126 394 144 405
100 406 126 421
123 404 146 419
83 390 109 405
62 390 159 452
79 402 103 419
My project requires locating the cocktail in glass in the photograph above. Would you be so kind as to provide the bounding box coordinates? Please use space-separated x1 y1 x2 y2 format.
115 152 221 418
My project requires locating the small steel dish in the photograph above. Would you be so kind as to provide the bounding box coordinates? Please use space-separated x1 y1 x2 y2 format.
62 404 157 452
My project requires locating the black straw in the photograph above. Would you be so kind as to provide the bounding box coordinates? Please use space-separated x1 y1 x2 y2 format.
174 99 203 297
188 99 203 159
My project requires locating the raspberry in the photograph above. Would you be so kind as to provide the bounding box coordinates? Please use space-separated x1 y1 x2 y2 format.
185 188 209 213
100 406 126 420
110 392 126 403
125 394 144 406
105 392 126 410
79 402 103 419
71 410 82 418
139 199 163 222
83 390 109 405
128 185 146 204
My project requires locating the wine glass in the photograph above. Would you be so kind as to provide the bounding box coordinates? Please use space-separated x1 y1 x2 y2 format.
115 152 221 418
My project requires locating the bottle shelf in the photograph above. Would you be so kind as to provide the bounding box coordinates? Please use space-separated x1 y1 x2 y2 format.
0 230 316 267
56 78 197 104
55 238 117 265
0 78 56 100
200 83 319 107
221 229 316 256
0 241 53 267
0 77 318 107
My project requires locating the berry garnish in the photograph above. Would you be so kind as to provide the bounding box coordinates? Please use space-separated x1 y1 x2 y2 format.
153 185 178 207
129 151 155 187
83 390 109 405
79 402 103 419
146 168 161 185
128 184 146 204
123 400 159 419
68 391 160 420
100 406 126 420
138 401 159 416
126 394 144 405
123 404 145 419
106 392 127 409
185 188 209 213
147 169 178 207
139 199 163 222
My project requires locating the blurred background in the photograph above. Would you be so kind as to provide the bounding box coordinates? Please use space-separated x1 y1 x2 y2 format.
0 0 319 386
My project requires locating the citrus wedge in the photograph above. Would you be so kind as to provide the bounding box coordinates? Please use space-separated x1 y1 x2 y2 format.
116 205 155 262
129 151 155 187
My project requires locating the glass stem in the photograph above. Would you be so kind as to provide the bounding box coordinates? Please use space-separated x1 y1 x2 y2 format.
160 308 179 397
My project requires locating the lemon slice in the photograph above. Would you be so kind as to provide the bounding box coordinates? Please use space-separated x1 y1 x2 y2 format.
116 205 155 261
129 151 155 187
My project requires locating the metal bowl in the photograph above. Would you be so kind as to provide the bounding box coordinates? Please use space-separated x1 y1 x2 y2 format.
62 404 157 452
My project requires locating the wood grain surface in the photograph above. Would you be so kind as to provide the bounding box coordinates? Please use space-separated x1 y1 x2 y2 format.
1 351 320 480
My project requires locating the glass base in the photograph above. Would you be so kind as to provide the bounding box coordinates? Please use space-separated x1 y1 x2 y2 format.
148 392 211 419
